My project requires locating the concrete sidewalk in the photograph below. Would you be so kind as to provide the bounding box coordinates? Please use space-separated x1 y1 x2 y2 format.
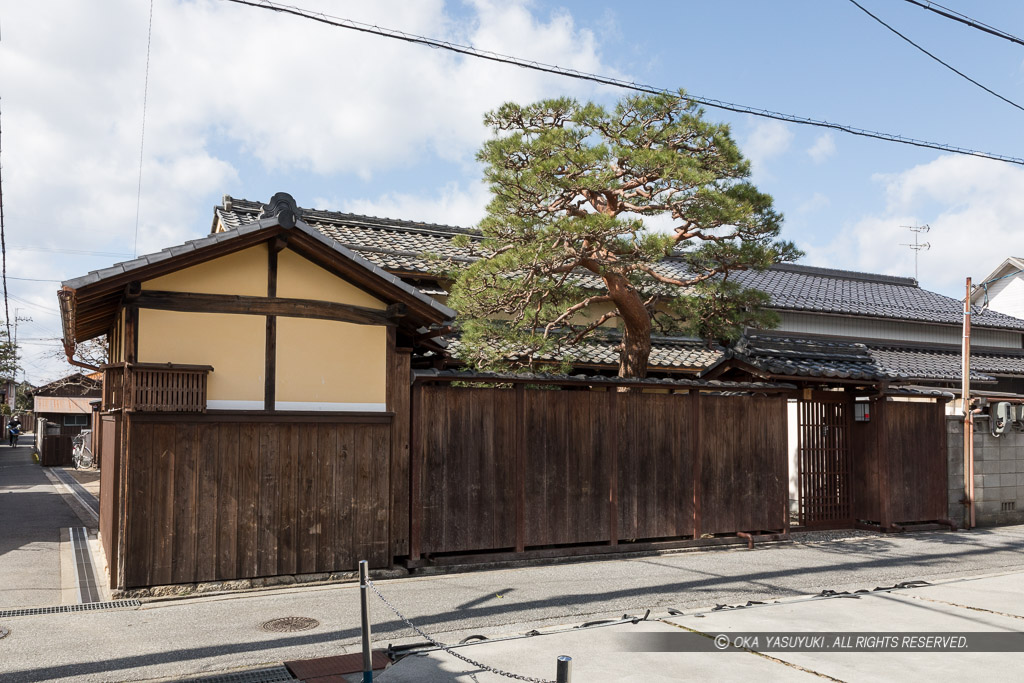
378 571 1024 682
2 527 1023 681
0 437 90 609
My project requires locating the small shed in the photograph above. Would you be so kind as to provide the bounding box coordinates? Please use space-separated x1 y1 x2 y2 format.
33 372 102 466
59 193 454 590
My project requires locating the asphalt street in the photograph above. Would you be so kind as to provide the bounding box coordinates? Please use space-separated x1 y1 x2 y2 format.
2 526 1024 681
0 436 87 610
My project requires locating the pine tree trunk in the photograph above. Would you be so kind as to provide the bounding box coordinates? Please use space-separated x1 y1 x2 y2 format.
618 324 652 379
603 272 652 379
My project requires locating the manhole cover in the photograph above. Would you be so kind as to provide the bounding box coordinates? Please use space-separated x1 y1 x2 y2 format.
0 625 10 640
261 616 320 633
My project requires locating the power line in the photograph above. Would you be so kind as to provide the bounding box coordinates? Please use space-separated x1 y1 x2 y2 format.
901 0 1024 48
10 245 134 258
221 0 1024 167
848 0 1024 114
133 0 155 258
5 276 63 283
7 294 59 317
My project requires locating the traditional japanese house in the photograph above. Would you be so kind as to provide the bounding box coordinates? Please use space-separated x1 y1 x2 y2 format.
60 192 993 591
59 193 454 589
33 372 102 466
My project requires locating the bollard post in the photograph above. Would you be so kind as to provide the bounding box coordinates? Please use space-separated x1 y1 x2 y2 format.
359 560 373 683
556 654 572 683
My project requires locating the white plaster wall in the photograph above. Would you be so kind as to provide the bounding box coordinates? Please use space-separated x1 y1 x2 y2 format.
777 311 1021 348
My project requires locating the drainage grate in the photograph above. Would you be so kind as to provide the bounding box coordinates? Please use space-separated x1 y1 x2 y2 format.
178 666 295 682
261 616 320 633
0 599 141 619
70 526 102 604
0 625 9 639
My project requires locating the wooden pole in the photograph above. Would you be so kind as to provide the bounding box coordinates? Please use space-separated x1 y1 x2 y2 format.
962 277 974 529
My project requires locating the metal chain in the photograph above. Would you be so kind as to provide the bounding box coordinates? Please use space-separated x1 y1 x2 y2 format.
365 578 554 683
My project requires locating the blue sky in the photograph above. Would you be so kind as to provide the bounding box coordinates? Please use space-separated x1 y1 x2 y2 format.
3 0 1024 383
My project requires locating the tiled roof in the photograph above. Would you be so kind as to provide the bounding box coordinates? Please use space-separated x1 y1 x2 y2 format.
731 334 1024 382
445 333 723 373
730 265 1024 330
64 213 453 320
413 368 794 392
216 197 1024 332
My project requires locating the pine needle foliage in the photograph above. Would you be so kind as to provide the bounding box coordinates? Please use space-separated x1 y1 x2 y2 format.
449 91 802 377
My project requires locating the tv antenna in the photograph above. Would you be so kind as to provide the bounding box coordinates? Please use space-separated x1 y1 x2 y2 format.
900 224 931 282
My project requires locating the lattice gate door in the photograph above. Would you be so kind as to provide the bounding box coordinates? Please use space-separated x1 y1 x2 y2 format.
797 397 853 527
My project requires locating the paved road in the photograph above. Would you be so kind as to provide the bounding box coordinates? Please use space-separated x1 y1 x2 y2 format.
1 526 1023 681
0 436 85 609
383 570 1024 682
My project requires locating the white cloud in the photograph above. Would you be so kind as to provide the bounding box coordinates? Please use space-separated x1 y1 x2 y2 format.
0 0 620 383
742 119 794 170
807 133 836 164
795 192 830 214
318 181 492 228
802 155 1024 296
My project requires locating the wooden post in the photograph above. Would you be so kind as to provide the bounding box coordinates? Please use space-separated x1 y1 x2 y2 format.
608 387 618 547
691 389 703 538
876 398 892 529
409 383 423 562
387 337 412 561
515 384 526 553
264 246 279 412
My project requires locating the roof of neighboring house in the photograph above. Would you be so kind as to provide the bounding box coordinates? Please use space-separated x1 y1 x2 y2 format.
214 197 1024 332
34 396 96 414
706 334 1024 383
61 194 456 346
32 373 102 398
970 257 1024 305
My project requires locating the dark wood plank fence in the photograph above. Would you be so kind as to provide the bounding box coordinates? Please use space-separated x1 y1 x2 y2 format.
410 384 788 559
852 399 948 526
118 415 391 588
99 414 121 572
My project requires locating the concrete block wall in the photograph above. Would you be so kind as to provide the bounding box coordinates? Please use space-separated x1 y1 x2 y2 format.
947 416 1024 527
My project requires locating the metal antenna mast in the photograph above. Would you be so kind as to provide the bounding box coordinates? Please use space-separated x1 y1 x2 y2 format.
900 224 931 282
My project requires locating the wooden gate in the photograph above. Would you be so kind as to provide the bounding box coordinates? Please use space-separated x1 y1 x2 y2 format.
797 395 853 527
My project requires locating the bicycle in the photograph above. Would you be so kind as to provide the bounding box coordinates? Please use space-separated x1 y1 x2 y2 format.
7 425 20 447
72 430 94 469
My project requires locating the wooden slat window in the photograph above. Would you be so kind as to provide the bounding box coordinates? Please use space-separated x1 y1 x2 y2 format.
102 363 212 413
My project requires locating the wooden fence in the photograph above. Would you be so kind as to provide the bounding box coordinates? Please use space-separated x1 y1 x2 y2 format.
409 383 788 561
115 413 391 589
36 419 79 467
851 398 948 526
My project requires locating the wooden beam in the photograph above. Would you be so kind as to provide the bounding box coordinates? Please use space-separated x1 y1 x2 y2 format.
268 246 279 299
134 290 399 327
265 316 276 412
265 247 278 412
125 305 139 363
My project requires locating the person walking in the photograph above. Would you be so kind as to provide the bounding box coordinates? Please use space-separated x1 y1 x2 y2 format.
8 416 21 447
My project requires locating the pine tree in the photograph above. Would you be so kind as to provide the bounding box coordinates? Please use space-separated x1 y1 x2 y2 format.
449 91 802 378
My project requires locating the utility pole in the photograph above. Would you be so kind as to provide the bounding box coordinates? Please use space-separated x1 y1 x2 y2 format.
962 278 974 529
900 225 931 282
